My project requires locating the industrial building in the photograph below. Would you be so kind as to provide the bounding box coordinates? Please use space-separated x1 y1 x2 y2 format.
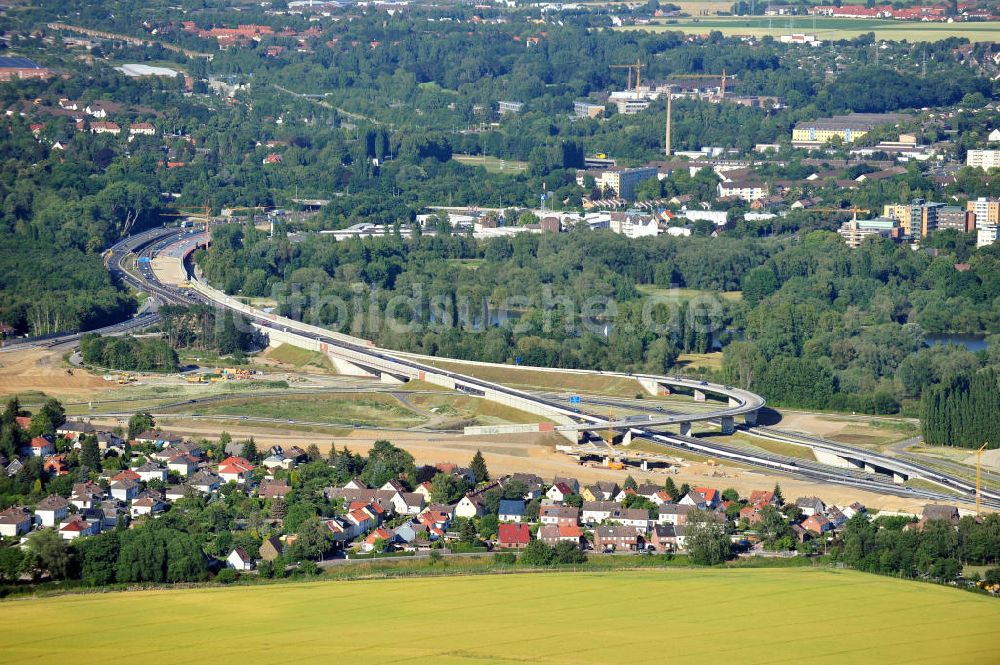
0 56 51 81
792 113 911 148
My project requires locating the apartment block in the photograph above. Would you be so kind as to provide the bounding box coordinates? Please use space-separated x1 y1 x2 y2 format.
966 149 1000 171
837 217 900 248
599 167 658 199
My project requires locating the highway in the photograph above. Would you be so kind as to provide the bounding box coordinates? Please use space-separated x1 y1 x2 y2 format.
0 226 188 351
68 225 1000 510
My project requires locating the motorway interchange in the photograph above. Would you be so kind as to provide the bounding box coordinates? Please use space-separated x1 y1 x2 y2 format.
12 224 1000 510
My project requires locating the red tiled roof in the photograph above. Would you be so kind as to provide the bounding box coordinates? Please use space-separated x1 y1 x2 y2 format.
498 523 531 545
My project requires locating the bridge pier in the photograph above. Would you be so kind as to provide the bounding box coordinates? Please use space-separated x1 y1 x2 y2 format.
640 460 649 471
679 422 692 437
893 472 907 484
638 377 661 396
720 416 734 435
693 389 706 402
744 409 758 426
622 430 633 446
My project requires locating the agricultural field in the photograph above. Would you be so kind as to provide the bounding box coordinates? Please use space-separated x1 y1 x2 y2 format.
623 17 1000 42
2 569 998 664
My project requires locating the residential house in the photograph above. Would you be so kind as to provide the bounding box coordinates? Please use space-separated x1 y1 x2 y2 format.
90 121 121 135
98 500 128 530
112 469 142 483
262 453 294 471
364 527 394 550
749 490 776 507
693 487 721 509
802 514 833 534
617 508 652 530
680 490 708 510
657 504 693 526
129 122 155 136
796 497 826 517
740 504 764 525
826 506 848 529
56 420 95 441
131 495 166 518
537 524 585 549
6 458 23 477
498 499 526 523
227 548 253 571
34 495 69 527
326 487 398 510
165 484 192 502
380 479 407 493
134 430 182 448
545 482 575 503
509 473 545 500
552 477 580 493
166 453 199 476
413 481 433 501
455 494 486 519
581 481 619 502
70 482 103 509
58 515 100 540
43 455 69 477
218 456 255 484
390 492 425 516
842 502 866 519
133 462 167 483
540 505 580 527
649 524 683 552
259 536 284 561
258 478 292 500
27 435 55 457
922 504 960 525
0 506 32 537
189 471 222 494
581 501 620 524
110 479 139 502
594 525 643 552
497 523 531 549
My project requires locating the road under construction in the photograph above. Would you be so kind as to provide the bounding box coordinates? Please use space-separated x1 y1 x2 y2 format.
13 224 999 510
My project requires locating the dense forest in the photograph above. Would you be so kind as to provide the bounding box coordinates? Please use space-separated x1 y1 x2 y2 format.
79 333 179 372
920 368 1000 449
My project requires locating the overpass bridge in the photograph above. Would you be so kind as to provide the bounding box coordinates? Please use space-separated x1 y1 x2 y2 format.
135 229 998 508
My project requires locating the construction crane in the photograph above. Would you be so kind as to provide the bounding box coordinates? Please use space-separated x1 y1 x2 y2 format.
666 69 730 97
977 441 989 515
807 207 871 221
604 409 624 469
162 203 211 249
610 58 644 91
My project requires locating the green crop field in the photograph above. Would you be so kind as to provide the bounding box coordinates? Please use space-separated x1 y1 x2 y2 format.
162 393 425 428
3 569 998 664
621 17 1000 42
452 153 529 173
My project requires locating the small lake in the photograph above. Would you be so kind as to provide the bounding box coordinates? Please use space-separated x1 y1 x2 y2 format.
925 334 988 352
